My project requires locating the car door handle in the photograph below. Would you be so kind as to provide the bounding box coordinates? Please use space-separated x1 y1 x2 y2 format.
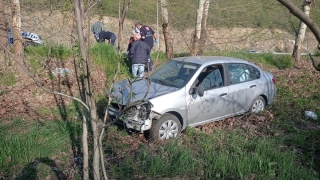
220 93 227 97
250 85 256 88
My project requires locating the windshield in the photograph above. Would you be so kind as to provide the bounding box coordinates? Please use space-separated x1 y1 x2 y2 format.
150 60 199 88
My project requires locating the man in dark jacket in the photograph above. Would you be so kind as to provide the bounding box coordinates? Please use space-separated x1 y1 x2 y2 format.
99 31 117 46
135 22 157 72
128 34 150 78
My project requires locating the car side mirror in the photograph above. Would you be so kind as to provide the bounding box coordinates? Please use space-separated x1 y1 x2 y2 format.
197 86 204 97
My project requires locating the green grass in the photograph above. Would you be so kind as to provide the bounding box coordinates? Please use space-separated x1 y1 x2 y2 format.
25 45 72 60
90 44 167 83
96 0 320 32
0 118 81 179
105 128 316 179
91 43 128 82
0 70 17 86
208 51 293 69
2 49 320 179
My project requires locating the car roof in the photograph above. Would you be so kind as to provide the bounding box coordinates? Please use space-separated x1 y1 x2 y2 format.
172 56 250 66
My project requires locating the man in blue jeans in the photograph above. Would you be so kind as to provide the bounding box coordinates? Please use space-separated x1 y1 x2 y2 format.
128 34 150 78
135 22 157 72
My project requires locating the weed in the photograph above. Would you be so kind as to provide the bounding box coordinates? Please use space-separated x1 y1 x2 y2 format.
0 71 17 86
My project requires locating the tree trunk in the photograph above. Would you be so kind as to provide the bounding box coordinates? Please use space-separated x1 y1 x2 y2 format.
190 0 205 56
0 0 9 70
198 0 210 56
74 0 101 179
82 111 89 180
11 0 24 76
292 0 311 64
160 0 173 59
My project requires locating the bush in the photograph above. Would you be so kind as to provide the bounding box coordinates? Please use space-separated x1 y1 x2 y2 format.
262 53 293 69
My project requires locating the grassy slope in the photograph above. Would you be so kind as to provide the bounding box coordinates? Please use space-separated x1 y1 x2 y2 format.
98 0 320 32
1 44 319 179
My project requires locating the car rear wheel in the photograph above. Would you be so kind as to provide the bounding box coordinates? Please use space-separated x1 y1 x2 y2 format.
149 114 181 140
250 96 265 113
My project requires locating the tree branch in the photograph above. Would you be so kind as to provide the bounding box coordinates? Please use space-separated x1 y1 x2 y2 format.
277 0 320 45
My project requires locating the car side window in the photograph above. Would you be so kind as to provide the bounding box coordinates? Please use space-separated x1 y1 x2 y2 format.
228 63 261 84
249 66 261 80
199 66 223 90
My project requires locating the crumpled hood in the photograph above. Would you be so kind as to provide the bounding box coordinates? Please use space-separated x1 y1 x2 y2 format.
110 79 178 105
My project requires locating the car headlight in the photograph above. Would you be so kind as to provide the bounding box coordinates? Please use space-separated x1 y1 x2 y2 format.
126 101 152 121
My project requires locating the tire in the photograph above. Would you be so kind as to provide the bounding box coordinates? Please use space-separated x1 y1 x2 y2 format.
149 113 181 141
250 96 265 113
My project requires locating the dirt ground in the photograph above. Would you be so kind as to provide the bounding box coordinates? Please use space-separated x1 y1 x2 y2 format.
0 57 107 122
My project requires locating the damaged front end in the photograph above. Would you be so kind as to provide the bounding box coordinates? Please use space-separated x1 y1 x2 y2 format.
108 100 158 132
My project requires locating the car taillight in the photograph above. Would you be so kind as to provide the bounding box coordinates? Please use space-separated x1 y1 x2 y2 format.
272 77 276 84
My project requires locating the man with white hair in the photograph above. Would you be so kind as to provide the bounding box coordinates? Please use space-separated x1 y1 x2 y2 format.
128 33 150 78
135 22 157 72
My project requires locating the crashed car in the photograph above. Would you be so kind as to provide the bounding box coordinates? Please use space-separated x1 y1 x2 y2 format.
108 56 277 140
8 28 44 46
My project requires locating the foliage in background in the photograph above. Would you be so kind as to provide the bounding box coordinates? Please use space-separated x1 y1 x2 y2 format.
205 51 293 69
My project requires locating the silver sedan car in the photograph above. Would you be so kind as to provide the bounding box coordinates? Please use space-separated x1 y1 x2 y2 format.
108 56 276 140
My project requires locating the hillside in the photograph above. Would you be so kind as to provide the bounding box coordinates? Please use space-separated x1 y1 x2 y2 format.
13 10 318 55
1 0 318 53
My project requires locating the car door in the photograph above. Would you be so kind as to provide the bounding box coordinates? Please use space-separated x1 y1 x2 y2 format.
187 65 229 126
226 63 259 114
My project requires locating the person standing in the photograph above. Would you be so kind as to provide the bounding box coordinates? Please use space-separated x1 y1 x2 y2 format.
128 34 150 78
126 36 134 57
98 31 117 46
135 22 157 72
91 18 104 42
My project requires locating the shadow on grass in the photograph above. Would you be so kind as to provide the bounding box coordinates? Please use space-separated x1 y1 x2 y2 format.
15 157 68 180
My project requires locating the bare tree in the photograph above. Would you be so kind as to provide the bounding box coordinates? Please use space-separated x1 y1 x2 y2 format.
198 0 210 56
11 0 24 76
190 0 205 56
292 0 312 64
160 0 173 59
0 0 9 70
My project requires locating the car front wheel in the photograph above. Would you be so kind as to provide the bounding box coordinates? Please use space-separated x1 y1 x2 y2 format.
250 96 265 113
149 114 181 140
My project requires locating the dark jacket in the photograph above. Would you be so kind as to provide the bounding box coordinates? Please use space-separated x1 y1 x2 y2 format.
129 39 150 64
